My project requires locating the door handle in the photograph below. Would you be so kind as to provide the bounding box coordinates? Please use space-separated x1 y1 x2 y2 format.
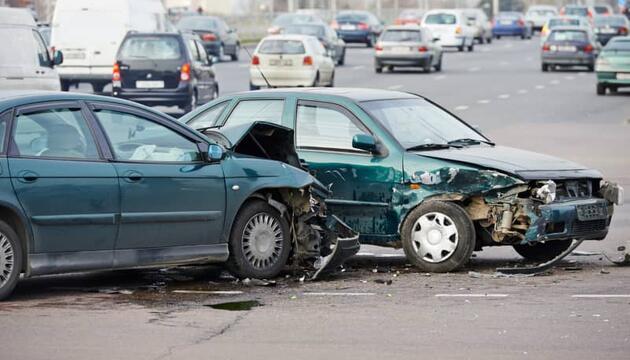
122 170 143 182
17 170 39 183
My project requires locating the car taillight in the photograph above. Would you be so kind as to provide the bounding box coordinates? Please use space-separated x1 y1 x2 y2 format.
112 62 121 81
518 19 525 26
455 26 462 34
375 43 383 51
583 44 594 53
418 46 428 52
251 55 260 65
357 22 369 30
620 27 628 35
394 18 403 25
542 43 551 51
588 10 593 18
331 20 338 29
180 63 191 81
303 55 313 66
202 33 217 41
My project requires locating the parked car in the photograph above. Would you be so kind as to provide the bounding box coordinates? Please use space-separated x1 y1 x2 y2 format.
0 90 359 300
249 35 335 89
267 13 324 35
51 0 171 93
112 32 218 112
541 26 600 72
0 8 63 91
332 10 383 47
462 8 493 44
596 36 630 94
593 15 629 45
394 9 424 25
541 16 592 43
183 88 622 273
422 9 476 52
176 15 240 61
525 5 558 31
282 23 346 65
374 26 443 73
492 12 533 39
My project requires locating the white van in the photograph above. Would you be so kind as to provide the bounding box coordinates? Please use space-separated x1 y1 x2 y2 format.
0 8 62 91
422 9 476 52
51 0 171 92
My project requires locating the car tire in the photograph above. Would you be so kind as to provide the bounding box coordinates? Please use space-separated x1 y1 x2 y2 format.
60 80 70 92
366 34 374 48
375 65 382 73
610 86 618 94
496 35 501 40
337 49 345 65
487 36 492 44
401 201 475 273
312 72 320 87
231 44 240 61
478 36 484 44
587 64 594 72
542 63 549 72
183 90 197 113
467 42 474 52
423 58 432 73
0 220 23 301
434 55 442 72
597 83 606 95
513 240 572 262
458 44 464 52
226 200 291 279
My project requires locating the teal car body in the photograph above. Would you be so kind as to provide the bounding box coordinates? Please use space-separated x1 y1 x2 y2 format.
0 91 358 300
596 36 630 95
182 88 622 271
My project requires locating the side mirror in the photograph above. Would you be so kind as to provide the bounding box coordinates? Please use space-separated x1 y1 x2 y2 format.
52 50 63 66
432 37 440 43
207 144 224 162
352 134 378 153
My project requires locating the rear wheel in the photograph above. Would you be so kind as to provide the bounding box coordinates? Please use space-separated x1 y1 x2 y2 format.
423 57 432 73
0 221 23 301
597 83 606 95
326 71 335 87
587 64 594 72
92 82 106 93
182 90 197 113
226 200 291 279
434 55 442 72
487 36 492 44
231 44 240 61
542 63 549 72
513 240 572 262
375 65 382 73
496 35 501 40
401 201 475 273
478 36 484 44
60 80 71 92
467 42 474 52
337 49 346 65
458 44 465 52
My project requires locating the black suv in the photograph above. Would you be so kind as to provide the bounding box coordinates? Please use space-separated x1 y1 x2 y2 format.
112 32 218 112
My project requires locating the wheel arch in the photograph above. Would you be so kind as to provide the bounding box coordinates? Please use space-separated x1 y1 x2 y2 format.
0 202 32 275
398 192 469 236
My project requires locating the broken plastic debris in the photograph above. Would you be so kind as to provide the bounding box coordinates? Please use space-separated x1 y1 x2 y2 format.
242 278 276 287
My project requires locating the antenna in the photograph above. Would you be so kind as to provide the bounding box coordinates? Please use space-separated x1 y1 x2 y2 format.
242 45 272 89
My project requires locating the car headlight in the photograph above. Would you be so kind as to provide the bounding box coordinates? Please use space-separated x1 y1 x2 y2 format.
595 58 611 71
534 180 556 204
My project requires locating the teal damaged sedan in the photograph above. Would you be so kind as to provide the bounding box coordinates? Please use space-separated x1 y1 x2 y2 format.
596 36 630 95
0 91 358 300
183 88 623 273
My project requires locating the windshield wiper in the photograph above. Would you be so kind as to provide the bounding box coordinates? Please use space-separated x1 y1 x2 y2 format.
406 143 458 151
447 138 495 146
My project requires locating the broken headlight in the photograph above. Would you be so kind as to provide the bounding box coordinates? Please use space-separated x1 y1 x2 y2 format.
534 180 556 204
600 181 624 206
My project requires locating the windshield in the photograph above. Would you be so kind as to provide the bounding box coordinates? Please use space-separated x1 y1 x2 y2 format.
119 36 182 60
258 39 305 54
424 13 457 25
593 6 610 14
336 12 369 22
381 30 422 42
564 7 588 17
399 10 422 18
283 25 325 38
273 14 317 26
604 40 630 52
528 9 556 16
595 16 627 26
177 17 218 31
361 98 485 149
549 30 587 42
549 18 580 27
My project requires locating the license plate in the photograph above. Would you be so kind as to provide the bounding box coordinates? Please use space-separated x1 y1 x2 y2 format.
341 24 356 30
557 45 576 52
391 46 411 54
64 52 86 60
576 203 608 221
500 20 513 25
617 73 630 80
269 59 292 66
601 28 617 34
136 80 164 89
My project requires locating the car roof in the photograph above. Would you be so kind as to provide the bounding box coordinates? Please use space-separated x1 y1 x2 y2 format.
231 88 418 102
0 7 36 27
261 34 316 41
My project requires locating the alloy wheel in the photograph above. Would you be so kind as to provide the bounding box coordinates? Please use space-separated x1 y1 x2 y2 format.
0 233 14 289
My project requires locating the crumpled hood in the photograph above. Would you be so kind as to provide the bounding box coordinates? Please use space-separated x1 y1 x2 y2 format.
416 145 603 180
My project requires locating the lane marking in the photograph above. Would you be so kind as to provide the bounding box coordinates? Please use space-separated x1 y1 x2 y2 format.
352 65 365 71
572 295 630 298
517 89 528 94
303 292 376 296
454 105 469 111
434 75 446 80
535 85 545 89
436 294 509 298
578 72 586 76
356 252 375 256
238 63 249 68
468 66 481 72
498 94 510 99
387 84 403 90
550 79 560 85
477 99 491 104
564 75 575 80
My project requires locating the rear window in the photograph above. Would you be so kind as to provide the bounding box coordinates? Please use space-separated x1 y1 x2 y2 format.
424 13 457 25
549 30 587 42
381 30 422 42
177 17 218 31
119 36 182 60
273 14 317 26
528 9 556 16
605 40 630 51
564 7 588 17
283 25 325 38
497 13 521 20
549 18 579 27
595 16 627 26
336 13 369 22
593 6 610 15
258 39 305 54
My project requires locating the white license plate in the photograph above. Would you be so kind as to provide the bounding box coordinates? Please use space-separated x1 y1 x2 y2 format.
617 73 630 80
269 59 292 66
341 24 356 30
557 45 576 52
601 28 617 34
64 52 86 60
391 46 411 54
500 20 513 25
136 80 164 89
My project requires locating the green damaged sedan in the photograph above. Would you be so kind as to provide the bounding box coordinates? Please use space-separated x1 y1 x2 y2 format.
596 36 630 95
0 91 358 300
183 88 623 273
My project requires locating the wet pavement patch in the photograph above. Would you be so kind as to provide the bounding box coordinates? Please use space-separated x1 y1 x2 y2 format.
206 300 262 311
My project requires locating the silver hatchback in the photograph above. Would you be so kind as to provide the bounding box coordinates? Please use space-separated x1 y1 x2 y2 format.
374 26 443 73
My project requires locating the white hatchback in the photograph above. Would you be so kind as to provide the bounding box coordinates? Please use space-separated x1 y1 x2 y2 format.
422 9 476 52
250 35 335 89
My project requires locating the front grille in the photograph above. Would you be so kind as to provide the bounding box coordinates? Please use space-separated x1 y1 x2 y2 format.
572 219 607 235
556 180 593 199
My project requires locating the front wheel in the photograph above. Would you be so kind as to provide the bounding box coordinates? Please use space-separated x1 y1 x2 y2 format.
542 63 549 72
467 41 474 52
226 200 291 279
597 83 606 95
0 221 23 301
401 201 475 273
513 240 572 262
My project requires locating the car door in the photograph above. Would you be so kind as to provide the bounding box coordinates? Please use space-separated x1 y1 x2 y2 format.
31 29 61 91
7 102 119 265
186 37 214 103
293 100 401 240
89 103 226 258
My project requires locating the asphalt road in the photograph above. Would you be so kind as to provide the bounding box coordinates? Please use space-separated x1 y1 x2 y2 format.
3 35 630 360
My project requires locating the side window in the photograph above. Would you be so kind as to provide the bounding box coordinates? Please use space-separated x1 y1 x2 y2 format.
296 104 368 151
94 109 201 162
196 40 210 65
187 39 201 62
224 100 284 127
13 108 99 159
0 111 10 154
32 30 50 67
187 101 229 129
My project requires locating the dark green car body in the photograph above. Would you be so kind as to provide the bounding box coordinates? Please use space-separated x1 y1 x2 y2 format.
182 88 621 251
0 91 356 299
595 36 630 95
